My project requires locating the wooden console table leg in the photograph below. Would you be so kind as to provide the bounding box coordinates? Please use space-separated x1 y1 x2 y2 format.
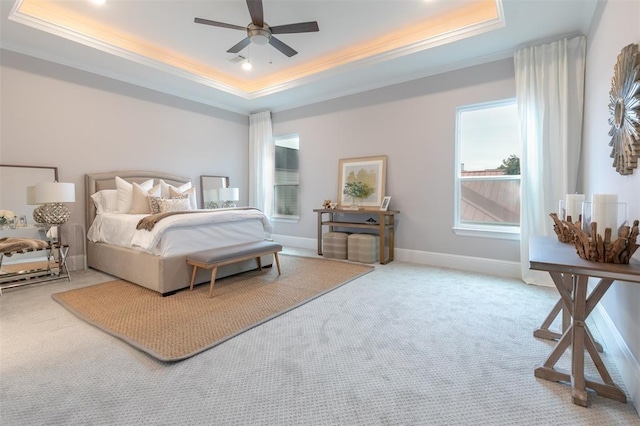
388 214 395 263
536 274 625 406
317 211 323 255
378 213 386 264
571 275 588 407
534 271 603 352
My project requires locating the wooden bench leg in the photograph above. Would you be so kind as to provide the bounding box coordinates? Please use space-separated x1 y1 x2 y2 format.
189 265 198 291
257 256 263 271
208 266 218 298
274 252 281 275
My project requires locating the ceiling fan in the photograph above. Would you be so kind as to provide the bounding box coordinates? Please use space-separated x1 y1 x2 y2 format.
194 0 319 58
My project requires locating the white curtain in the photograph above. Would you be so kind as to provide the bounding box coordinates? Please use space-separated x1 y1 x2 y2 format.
249 110 274 217
514 36 586 285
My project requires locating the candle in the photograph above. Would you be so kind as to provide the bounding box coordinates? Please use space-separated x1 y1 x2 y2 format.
591 194 618 238
564 194 585 221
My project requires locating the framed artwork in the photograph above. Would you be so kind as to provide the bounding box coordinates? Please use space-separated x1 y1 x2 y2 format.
380 196 391 211
338 155 386 209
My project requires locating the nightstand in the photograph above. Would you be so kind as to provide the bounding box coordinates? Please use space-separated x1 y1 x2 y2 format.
0 228 70 293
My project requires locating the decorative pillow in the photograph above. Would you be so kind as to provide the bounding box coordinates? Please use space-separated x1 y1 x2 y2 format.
116 177 153 213
168 186 198 210
129 182 162 214
158 197 191 213
159 179 192 198
149 195 188 214
90 189 118 215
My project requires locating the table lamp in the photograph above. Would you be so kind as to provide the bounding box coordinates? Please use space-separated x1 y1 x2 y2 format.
204 188 219 209
27 185 47 224
34 182 76 225
218 187 239 208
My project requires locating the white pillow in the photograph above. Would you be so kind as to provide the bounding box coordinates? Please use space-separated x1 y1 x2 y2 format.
158 197 191 213
129 182 162 214
159 179 192 198
116 177 153 214
168 186 198 210
90 189 118 215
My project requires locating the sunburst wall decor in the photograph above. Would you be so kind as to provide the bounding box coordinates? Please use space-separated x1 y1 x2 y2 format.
608 43 640 175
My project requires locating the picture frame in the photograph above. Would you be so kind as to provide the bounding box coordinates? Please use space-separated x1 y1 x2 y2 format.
18 215 27 227
338 155 386 209
380 196 391 211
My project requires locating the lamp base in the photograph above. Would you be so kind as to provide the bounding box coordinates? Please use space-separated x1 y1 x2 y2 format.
222 201 237 208
33 205 48 224
40 203 70 225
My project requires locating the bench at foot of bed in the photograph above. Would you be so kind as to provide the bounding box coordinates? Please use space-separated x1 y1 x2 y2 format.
187 241 282 298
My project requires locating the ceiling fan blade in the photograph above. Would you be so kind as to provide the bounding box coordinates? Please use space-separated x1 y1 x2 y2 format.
227 37 252 54
269 36 298 57
246 0 264 27
270 21 319 34
194 17 246 31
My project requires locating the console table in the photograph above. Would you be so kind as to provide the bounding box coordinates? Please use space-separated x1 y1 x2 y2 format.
529 236 640 407
314 208 399 264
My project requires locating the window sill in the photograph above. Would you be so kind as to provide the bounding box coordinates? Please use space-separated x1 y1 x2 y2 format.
271 216 300 224
452 226 520 241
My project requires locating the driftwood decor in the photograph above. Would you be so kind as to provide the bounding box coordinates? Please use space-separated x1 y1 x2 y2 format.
550 212 578 243
550 212 640 263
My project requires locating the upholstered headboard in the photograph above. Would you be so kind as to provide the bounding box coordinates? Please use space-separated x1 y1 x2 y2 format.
85 170 191 231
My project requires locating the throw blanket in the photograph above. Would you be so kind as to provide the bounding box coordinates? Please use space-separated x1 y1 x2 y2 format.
0 237 49 257
136 207 264 231
136 210 206 231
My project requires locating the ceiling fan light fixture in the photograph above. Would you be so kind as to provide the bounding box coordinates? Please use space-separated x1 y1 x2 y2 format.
248 28 271 45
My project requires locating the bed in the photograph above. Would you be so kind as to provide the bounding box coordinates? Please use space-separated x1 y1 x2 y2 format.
85 170 273 295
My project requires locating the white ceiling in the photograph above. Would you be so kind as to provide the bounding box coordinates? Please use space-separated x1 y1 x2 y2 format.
0 0 598 115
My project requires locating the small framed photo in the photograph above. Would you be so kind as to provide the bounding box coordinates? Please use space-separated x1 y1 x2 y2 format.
18 215 28 227
380 196 391 211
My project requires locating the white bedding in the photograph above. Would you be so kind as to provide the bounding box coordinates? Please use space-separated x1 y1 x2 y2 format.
87 209 272 256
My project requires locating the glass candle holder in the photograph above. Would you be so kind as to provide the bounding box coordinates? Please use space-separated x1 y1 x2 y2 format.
560 194 585 222
582 201 629 240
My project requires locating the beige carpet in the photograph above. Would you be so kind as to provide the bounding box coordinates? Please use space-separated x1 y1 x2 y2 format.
52 255 373 362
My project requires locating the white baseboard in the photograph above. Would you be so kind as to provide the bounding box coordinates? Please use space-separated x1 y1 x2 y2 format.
395 247 521 279
272 235 521 279
591 305 640 415
272 234 318 251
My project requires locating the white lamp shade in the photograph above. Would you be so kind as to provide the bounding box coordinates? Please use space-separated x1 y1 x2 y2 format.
26 185 39 205
204 188 219 202
35 182 76 203
218 187 239 201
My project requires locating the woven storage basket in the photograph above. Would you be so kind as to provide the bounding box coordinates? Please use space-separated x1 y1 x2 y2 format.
323 232 349 260
347 234 379 264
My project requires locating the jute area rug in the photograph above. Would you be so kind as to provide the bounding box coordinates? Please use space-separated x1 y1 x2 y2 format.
53 255 373 362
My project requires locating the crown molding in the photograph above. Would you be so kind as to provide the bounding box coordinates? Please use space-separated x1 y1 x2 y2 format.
9 0 505 100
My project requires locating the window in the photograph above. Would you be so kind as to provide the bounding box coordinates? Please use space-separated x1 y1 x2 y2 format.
454 99 521 239
273 135 299 220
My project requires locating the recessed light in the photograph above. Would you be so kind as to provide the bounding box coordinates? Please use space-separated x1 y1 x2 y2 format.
242 61 253 71
89 0 106 5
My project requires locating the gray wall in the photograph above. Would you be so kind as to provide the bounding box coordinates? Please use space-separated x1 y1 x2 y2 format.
582 0 640 390
0 49 250 257
272 58 520 262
